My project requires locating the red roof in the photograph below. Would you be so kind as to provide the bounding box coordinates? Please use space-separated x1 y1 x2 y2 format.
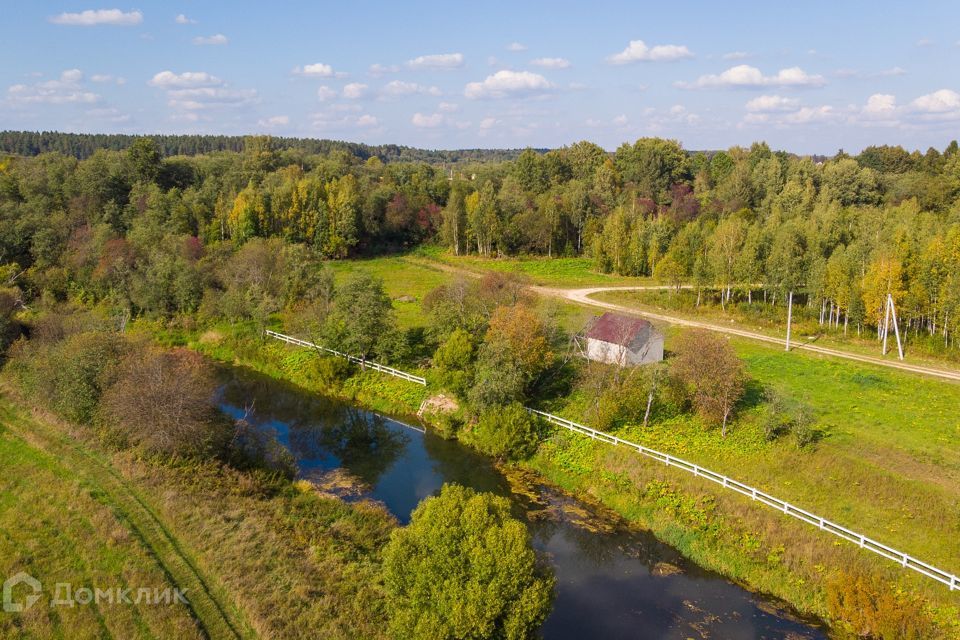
584 312 653 346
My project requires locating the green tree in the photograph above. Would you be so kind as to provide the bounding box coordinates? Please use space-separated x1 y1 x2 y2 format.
323 273 398 360
432 328 474 397
469 402 543 461
382 484 554 640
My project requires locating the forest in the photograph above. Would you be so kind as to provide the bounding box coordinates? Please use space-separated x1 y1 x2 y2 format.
1 132 958 358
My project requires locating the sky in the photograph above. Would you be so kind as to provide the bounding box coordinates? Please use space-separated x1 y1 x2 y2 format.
2 1 960 154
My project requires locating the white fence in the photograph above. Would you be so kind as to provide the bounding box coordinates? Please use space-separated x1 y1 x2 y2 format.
265 330 427 385
526 408 958 592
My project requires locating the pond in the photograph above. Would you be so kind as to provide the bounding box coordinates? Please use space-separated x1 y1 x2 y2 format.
218 369 826 639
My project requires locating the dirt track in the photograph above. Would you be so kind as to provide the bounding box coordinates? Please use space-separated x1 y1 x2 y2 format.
536 285 960 383
406 256 960 382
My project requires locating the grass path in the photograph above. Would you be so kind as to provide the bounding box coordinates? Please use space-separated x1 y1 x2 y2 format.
0 396 254 640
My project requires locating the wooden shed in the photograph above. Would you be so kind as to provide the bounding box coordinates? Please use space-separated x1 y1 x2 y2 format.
579 312 663 366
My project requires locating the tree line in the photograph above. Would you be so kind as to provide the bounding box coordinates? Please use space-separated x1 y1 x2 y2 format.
0 130 530 163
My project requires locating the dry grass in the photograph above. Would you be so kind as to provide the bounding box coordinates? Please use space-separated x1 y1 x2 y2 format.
0 393 396 639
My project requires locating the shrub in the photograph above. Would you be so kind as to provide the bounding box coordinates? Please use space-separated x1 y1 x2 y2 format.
100 345 227 457
9 329 127 424
826 571 936 639
382 484 554 640
762 389 821 449
469 402 544 461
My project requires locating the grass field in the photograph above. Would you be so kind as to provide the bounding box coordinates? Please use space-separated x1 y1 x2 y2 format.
0 389 396 639
410 245 652 288
327 254 452 330
0 407 206 639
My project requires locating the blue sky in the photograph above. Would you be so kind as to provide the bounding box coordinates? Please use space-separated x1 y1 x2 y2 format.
2 1 959 153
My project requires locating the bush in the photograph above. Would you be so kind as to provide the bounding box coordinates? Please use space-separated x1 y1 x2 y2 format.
762 389 821 449
8 329 127 424
100 345 227 457
311 354 354 388
826 571 936 639
469 402 544 461
382 484 554 640
432 413 462 440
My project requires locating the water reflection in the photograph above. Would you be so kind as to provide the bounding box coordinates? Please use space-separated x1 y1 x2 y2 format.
218 367 826 640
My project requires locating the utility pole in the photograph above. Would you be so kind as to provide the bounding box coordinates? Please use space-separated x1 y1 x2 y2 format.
887 293 904 360
785 290 794 351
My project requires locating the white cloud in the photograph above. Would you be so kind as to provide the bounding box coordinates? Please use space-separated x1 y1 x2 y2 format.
506 42 527 52
745 94 800 112
317 86 337 101
607 39 693 64
879 66 907 77
369 63 400 76
165 87 257 110
723 51 749 60
258 115 289 127
743 100 840 127
49 9 143 26
149 71 256 113
60 69 83 84
6 69 101 105
438 101 458 112
612 114 629 126
782 106 837 124
411 112 445 128
862 93 898 118
530 57 570 69
293 63 345 78
193 34 228 46
342 83 368 99
916 38 934 47
90 73 125 84
407 53 464 70
311 111 380 131
175 13 195 24
479 117 499 129
680 65 825 89
910 89 960 114
149 71 223 88
464 70 553 99
86 107 130 122
381 80 441 97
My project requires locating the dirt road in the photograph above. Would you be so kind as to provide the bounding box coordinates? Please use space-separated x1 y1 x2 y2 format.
405 256 960 382
536 285 960 383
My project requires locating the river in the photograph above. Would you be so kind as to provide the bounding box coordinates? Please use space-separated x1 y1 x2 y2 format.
218 369 826 639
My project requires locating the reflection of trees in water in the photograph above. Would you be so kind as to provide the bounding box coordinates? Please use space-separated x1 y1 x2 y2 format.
528 491 683 571
290 408 409 487
218 373 343 425
219 371 409 487
420 430 513 498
